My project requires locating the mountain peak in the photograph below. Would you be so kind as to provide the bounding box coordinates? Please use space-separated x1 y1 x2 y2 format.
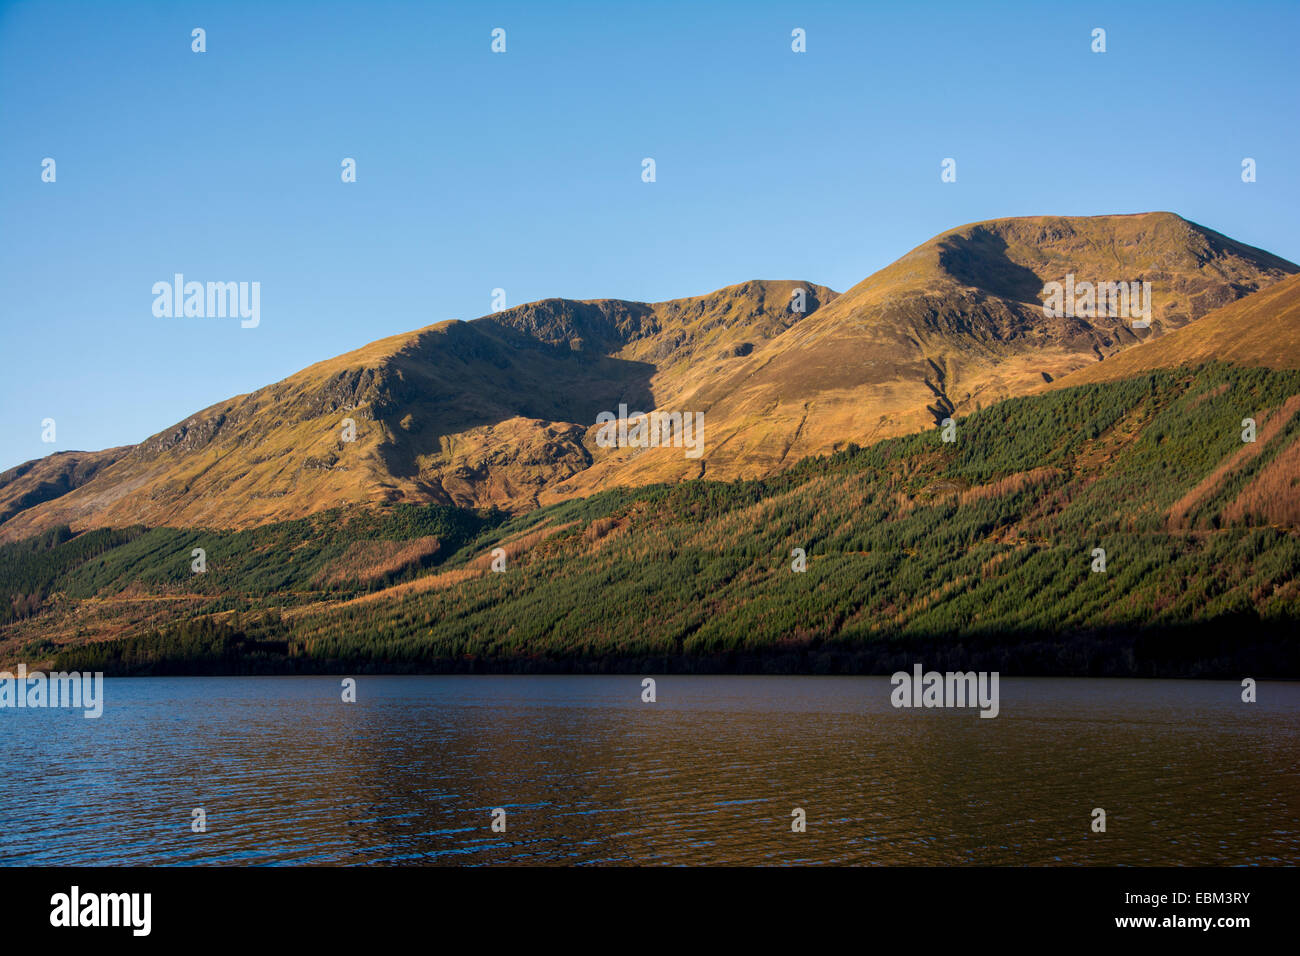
842 212 1295 310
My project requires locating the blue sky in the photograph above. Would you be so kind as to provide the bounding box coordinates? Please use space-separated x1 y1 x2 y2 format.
2 0 1297 471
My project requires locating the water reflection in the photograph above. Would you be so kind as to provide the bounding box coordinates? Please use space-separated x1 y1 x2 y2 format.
0 676 1295 865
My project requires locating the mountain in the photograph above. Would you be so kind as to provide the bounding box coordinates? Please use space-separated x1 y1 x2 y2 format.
0 448 127 527
0 280 834 540
0 212 1294 543
590 211 1297 489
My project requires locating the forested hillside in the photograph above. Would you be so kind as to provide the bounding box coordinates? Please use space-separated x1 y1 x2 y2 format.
4 362 1297 677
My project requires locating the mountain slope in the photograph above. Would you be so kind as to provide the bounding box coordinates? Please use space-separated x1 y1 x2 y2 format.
0 212 1293 541
1055 271 1300 385
0 448 128 527
9 362 1300 677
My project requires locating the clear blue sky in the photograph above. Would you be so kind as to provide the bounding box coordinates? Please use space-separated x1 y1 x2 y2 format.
2 0 1297 471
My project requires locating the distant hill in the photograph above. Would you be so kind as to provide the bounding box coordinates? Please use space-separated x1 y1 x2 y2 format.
0 212 1294 542
0 448 127 527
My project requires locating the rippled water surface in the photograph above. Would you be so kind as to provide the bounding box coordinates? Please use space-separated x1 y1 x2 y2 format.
2 676 1296 865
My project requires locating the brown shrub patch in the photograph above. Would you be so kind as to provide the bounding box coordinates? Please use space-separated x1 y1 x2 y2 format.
1167 394 1300 528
